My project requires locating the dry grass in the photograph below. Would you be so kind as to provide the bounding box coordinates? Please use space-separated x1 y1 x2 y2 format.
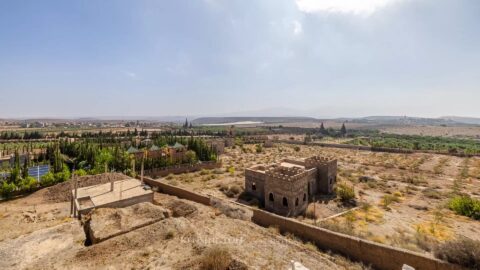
434 238 480 269
199 245 232 270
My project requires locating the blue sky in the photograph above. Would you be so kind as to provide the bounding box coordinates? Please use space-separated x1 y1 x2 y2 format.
0 0 479 118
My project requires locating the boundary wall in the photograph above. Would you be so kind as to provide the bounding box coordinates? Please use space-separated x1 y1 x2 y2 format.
143 176 461 270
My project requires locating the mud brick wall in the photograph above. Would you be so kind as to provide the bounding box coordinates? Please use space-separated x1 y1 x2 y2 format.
251 209 461 270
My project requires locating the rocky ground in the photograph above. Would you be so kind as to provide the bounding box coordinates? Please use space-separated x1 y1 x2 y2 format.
161 143 480 255
0 175 368 270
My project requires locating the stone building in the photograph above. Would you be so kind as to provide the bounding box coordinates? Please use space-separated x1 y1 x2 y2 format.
245 156 337 216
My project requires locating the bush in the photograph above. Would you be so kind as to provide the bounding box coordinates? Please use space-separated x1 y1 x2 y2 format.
381 194 400 209
448 196 480 220
200 245 232 270
54 165 71 183
294 146 300 152
0 181 17 198
255 144 263 153
220 184 243 198
336 183 355 202
19 176 38 192
74 169 88 176
434 238 480 269
41 172 56 187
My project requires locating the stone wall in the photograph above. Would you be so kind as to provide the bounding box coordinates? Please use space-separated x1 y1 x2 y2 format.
245 169 267 203
251 209 461 270
142 176 462 270
142 177 211 206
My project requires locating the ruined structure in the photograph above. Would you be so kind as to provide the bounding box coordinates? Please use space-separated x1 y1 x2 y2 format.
245 156 337 216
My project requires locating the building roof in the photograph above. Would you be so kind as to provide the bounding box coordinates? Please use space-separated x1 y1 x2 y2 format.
127 146 140 154
171 142 185 149
149 145 160 151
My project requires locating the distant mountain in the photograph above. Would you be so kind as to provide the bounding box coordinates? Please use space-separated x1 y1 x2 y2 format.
440 116 480 125
350 116 474 126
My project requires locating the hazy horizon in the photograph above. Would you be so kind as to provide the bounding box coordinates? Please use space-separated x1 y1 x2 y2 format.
1 0 479 118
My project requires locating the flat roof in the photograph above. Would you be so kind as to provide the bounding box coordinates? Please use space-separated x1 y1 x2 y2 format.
73 178 152 211
280 162 305 169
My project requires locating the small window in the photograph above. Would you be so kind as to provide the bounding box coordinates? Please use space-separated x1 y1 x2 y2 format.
295 198 299 206
303 193 306 201
269 193 274 202
252 182 256 191
282 197 288 207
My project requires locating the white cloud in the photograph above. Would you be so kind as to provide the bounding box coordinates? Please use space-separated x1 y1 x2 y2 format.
295 0 401 15
293 20 303 35
124 71 137 78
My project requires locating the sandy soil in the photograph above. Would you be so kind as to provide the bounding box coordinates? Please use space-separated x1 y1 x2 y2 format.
161 143 480 255
0 188 367 270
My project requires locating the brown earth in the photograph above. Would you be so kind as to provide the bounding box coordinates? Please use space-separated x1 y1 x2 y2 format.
160 143 480 256
43 173 128 203
0 184 368 270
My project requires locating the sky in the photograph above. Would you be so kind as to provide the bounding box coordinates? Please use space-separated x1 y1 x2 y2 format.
0 0 479 119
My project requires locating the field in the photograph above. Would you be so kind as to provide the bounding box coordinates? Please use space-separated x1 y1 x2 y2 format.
161 143 480 255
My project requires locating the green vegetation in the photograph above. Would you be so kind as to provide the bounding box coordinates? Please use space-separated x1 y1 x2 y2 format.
346 134 480 155
448 196 480 220
1 134 218 198
336 183 355 202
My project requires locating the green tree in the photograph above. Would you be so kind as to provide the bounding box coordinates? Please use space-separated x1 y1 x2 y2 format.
320 122 326 134
340 123 347 137
94 149 113 173
185 150 197 164
22 156 29 179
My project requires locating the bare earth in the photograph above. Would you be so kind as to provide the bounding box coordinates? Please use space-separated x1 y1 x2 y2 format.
163 143 480 255
0 185 366 270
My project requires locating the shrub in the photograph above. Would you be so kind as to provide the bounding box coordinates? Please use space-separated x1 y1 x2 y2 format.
164 229 175 240
294 146 300 152
199 169 210 175
422 188 442 199
381 194 400 209
448 196 480 220
19 176 38 192
0 181 16 198
200 245 232 270
74 169 88 176
220 184 243 198
336 183 355 202
40 172 56 187
227 166 235 176
54 165 71 183
255 144 263 153
434 238 480 269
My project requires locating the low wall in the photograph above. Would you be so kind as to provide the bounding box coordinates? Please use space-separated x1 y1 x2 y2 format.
252 209 460 270
144 162 222 178
141 176 461 270
142 177 211 206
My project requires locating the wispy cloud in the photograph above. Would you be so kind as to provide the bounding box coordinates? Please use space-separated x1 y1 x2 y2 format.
124 71 137 79
295 0 401 15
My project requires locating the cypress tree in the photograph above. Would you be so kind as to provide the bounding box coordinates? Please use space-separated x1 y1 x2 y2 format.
340 123 347 137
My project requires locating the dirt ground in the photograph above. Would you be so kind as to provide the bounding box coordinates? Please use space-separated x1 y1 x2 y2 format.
161 143 480 255
0 186 367 270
